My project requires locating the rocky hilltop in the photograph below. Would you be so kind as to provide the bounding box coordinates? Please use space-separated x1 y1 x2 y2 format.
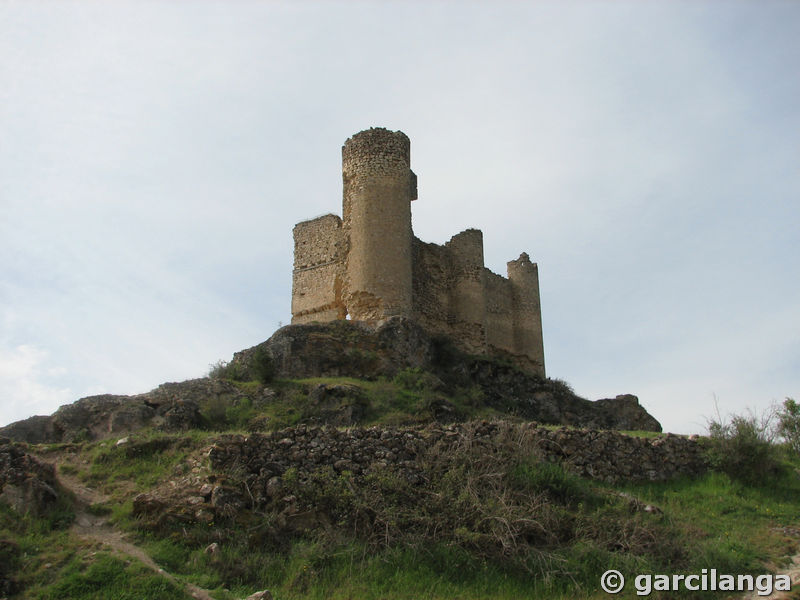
1 318 660 445
233 317 660 430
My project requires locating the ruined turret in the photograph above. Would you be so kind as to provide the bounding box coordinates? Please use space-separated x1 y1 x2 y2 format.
342 128 416 320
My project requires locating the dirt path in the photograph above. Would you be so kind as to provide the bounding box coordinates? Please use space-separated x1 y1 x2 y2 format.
741 527 800 600
47 462 217 600
740 556 800 600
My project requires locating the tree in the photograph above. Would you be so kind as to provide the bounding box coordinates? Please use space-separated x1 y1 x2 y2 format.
777 398 800 455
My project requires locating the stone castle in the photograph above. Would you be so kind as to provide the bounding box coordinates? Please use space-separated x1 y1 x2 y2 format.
291 128 545 376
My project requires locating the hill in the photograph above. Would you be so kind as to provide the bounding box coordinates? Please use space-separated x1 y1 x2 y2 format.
1 319 798 599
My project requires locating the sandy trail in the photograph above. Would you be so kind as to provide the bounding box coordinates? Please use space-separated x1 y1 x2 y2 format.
45 459 217 600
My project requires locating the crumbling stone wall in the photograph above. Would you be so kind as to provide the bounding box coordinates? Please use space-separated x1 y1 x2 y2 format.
136 421 701 535
291 127 546 376
208 422 707 494
291 214 347 323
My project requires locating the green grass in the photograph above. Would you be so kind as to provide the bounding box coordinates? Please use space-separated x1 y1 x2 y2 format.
106 434 800 600
26 552 190 600
0 493 189 599
204 366 566 433
5 408 800 599
618 468 800 574
78 431 211 499
288 373 504 426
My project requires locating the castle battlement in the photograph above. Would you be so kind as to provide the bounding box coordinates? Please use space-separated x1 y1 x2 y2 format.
291 127 545 376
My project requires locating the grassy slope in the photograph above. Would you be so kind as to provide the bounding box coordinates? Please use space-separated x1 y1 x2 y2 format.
2 375 800 599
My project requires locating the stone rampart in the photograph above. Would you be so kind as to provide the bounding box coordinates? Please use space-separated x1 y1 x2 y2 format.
208 421 707 506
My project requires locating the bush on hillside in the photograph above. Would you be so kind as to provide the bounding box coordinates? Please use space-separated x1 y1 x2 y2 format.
250 346 276 384
777 397 800 455
704 405 782 485
207 359 245 382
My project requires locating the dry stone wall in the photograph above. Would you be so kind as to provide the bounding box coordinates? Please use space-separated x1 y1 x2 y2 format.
134 421 703 541
208 421 707 508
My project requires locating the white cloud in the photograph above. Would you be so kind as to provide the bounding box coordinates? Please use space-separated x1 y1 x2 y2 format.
0 344 73 425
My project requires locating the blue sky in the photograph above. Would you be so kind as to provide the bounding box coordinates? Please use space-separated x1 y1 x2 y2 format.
1 1 798 434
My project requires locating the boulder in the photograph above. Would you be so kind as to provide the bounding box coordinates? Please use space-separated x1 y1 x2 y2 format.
592 394 663 432
0 438 60 516
160 400 203 431
307 384 367 426
243 591 273 600
232 317 433 380
0 416 55 445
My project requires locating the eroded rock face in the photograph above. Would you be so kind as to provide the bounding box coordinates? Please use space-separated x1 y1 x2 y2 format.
307 384 368 427
467 360 662 432
233 317 434 380
0 379 239 444
232 318 662 431
592 395 663 432
0 416 56 445
52 395 153 441
0 438 60 516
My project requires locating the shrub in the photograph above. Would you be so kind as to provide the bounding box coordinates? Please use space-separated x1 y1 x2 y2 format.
430 334 458 360
202 396 229 427
393 368 441 393
251 347 276 384
777 397 800 455
508 459 595 506
704 405 782 485
208 359 245 382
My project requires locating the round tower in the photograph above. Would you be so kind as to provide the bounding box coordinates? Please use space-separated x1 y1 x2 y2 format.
507 252 546 377
342 128 416 321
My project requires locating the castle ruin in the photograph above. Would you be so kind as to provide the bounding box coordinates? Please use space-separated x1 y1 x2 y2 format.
291 128 545 377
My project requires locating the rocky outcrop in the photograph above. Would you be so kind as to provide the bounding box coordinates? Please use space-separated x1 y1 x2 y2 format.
0 437 61 516
1 319 663 444
468 357 661 431
592 394 663 431
234 317 662 432
233 317 434 380
0 538 20 597
0 415 57 445
0 379 240 444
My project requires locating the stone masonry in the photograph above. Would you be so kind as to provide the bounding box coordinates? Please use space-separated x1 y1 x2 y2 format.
291 128 545 376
